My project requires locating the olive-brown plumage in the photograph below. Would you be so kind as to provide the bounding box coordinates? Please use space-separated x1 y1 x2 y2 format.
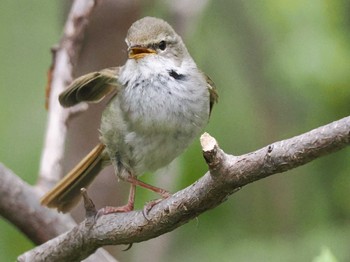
41 17 217 214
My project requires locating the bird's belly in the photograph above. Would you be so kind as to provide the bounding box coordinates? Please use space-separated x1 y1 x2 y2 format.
124 127 196 175
121 81 209 174
100 72 209 177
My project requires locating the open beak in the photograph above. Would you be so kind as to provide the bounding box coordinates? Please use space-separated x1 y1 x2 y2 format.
128 46 156 60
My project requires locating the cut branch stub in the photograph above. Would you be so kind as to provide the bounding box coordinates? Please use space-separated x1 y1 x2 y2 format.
200 132 229 177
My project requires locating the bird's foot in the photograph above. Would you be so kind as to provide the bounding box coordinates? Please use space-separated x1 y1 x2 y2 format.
96 203 134 219
142 192 171 221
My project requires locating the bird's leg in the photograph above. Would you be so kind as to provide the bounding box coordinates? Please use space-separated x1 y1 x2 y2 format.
97 175 171 219
126 175 171 198
96 183 136 217
125 176 171 220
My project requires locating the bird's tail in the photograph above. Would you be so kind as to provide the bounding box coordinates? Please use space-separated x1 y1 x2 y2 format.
40 143 107 213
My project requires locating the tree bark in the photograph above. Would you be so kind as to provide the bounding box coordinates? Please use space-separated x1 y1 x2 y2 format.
17 116 350 261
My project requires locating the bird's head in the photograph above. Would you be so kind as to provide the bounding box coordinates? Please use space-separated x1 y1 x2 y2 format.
125 17 188 63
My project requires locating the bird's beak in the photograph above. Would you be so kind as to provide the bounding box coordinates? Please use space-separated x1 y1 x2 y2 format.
128 46 156 60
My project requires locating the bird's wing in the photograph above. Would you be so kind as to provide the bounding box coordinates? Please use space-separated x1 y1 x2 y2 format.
204 74 218 116
59 67 121 108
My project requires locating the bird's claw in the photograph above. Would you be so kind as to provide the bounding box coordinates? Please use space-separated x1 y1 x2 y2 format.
95 204 134 220
142 193 172 221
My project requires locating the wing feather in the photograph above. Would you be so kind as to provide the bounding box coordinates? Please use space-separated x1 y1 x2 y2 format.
203 73 218 116
59 67 120 107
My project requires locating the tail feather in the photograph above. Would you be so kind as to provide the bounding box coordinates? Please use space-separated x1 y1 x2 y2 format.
40 143 107 213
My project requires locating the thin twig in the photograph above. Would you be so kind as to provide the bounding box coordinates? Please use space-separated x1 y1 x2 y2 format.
23 0 117 261
36 0 95 192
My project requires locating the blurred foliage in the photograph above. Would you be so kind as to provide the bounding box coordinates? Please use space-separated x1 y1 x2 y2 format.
313 247 338 262
0 0 350 261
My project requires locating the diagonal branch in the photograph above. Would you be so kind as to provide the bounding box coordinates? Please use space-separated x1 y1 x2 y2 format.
36 0 96 192
0 163 117 262
0 164 76 245
0 0 96 243
18 116 350 262
0 0 118 261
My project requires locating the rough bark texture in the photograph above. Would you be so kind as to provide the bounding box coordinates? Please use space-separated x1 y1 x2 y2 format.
16 116 350 261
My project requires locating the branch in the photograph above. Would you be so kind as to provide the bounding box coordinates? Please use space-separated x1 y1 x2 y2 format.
18 116 350 262
0 0 117 261
0 164 117 262
0 0 95 241
36 0 95 192
0 164 76 244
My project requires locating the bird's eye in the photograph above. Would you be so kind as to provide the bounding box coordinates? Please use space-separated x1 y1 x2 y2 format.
158 41 166 51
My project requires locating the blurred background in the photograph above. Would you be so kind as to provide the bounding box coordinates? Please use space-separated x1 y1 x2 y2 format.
1 0 350 261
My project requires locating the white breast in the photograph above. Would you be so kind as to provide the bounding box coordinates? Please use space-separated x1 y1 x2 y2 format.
101 55 210 177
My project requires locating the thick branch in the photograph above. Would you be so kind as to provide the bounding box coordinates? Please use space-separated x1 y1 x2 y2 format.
225 116 350 186
0 164 75 244
0 164 117 262
0 1 117 261
18 116 350 262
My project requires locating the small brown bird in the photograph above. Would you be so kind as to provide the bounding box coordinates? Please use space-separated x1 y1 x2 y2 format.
40 17 217 215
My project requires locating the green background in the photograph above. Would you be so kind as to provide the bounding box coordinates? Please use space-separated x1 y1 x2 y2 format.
1 0 350 261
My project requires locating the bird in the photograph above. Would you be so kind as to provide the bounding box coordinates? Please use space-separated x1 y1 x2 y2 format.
40 16 218 215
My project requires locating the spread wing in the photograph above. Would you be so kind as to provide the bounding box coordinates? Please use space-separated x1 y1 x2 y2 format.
203 74 218 116
59 67 121 107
